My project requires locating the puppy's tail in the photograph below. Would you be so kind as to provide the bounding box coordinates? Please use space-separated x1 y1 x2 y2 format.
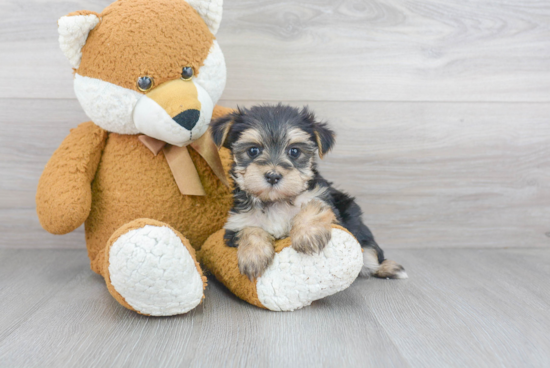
360 247 408 279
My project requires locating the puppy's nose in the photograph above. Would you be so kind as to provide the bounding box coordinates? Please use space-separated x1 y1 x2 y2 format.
173 109 200 130
264 172 282 185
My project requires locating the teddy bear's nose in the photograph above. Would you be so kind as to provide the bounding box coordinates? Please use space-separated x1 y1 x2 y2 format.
173 109 200 130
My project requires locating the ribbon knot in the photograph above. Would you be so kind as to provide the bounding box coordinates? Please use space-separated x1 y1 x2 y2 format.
138 132 229 196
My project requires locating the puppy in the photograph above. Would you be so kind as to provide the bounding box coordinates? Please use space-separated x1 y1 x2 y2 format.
210 104 407 281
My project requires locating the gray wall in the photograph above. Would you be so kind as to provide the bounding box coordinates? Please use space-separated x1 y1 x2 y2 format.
1 0 549 249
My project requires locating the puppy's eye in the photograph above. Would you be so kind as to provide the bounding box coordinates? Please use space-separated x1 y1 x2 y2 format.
288 148 301 158
181 66 194 80
247 147 261 158
137 76 154 92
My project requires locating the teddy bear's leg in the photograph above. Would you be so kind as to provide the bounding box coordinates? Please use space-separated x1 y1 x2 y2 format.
99 219 206 316
199 225 363 311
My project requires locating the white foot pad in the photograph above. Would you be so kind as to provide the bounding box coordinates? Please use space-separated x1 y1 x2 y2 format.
108 225 204 316
256 228 363 311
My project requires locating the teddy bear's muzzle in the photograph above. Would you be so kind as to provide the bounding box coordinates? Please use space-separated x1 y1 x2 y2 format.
133 78 213 147
173 109 201 130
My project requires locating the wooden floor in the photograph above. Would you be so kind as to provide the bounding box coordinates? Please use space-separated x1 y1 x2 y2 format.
0 248 549 368
2 0 550 366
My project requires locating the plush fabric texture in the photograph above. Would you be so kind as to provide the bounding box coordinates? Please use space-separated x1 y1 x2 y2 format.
199 230 267 309
74 74 143 135
194 41 226 103
103 218 206 316
256 227 363 311
187 0 223 34
77 0 215 91
36 122 107 234
58 13 100 68
132 77 215 147
86 105 234 274
199 225 362 311
74 45 221 138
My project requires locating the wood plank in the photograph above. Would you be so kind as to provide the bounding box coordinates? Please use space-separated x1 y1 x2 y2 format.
2 98 548 249
1 248 550 367
0 208 86 249
307 100 550 249
0 249 408 368
0 99 88 209
2 0 550 101
219 0 550 102
0 98 88 248
0 249 89 341
363 248 550 367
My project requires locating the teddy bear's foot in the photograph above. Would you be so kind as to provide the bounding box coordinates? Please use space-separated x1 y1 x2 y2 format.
200 225 363 311
256 227 363 311
102 219 206 316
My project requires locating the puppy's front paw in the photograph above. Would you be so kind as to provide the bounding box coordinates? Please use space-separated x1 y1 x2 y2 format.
237 227 275 280
291 200 336 255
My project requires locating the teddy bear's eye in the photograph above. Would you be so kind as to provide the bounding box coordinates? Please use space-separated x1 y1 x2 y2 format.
181 67 194 80
137 76 154 92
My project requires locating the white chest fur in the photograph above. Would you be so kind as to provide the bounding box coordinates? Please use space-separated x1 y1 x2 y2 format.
224 188 326 239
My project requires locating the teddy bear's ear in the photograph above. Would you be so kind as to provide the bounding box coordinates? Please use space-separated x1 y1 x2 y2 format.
187 0 223 35
58 11 100 69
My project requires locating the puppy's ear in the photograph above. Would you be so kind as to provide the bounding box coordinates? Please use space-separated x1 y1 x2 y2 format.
210 113 235 148
301 107 335 159
313 123 335 159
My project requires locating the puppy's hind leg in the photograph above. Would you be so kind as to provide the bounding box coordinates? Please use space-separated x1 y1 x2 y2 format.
330 189 408 279
361 241 408 279
327 186 408 279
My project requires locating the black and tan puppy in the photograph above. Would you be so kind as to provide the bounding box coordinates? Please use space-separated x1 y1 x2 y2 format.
210 104 407 281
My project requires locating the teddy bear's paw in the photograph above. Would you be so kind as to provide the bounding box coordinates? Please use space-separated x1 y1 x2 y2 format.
256 227 363 311
108 225 204 316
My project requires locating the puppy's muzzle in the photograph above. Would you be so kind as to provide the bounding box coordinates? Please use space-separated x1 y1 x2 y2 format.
133 79 202 146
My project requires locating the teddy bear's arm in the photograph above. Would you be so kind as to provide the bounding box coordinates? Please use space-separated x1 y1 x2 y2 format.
36 121 108 234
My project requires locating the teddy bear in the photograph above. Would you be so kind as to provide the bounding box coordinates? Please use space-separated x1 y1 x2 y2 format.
36 0 364 316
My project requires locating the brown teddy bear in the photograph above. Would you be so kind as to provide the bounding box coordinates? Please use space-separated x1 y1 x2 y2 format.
36 0 364 316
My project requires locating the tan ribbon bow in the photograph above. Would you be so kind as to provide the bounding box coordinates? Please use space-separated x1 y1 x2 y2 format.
138 133 230 196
